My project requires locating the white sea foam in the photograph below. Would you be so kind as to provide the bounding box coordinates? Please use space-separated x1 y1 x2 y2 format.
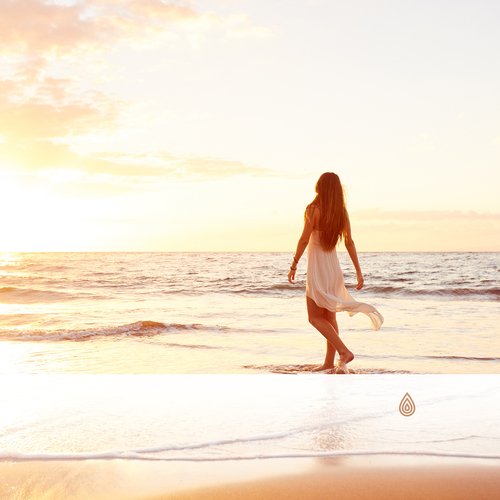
1 375 499 463
0 252 498 374
1 450 500 462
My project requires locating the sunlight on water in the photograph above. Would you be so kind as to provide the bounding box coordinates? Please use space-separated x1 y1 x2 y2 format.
0 252 19 266
0 252 498 374
0 375 499 461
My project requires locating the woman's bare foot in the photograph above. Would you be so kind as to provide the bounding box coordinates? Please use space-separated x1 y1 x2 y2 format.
336 351 355 373
339 350 354 365
312 363 334 372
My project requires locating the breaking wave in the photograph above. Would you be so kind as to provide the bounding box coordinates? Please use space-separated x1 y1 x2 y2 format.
0 286 83 303
0 320 231 342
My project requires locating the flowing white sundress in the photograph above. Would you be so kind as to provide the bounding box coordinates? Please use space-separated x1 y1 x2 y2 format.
306 230 384 330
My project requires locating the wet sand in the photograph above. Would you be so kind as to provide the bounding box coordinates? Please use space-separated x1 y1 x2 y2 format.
1 456 499 499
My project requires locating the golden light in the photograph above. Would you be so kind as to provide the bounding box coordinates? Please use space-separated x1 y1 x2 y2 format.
0 168 94 251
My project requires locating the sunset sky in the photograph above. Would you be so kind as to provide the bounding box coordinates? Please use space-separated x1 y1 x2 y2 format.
0 0 498 251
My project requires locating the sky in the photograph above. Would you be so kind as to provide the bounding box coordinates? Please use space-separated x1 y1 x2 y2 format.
0 0 499 252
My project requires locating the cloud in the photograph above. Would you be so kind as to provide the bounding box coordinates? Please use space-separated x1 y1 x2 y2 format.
0 0 275 183
223 13 276 39
0 0 199 56
0 139 166 176
86 150 269 179
0 137 270 182
0 79 270 182
0 0 273 58
171 155 269 178
0 93 114 140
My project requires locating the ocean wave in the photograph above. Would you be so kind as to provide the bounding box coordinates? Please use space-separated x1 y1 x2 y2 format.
1 450 499 462
242 364 412 374
2 282 497 301
0 313 42 326
211 283 500 299
1 401 498 461
359 354 500 362
356 285 500 299
423 355 500 361
0 286 88 304
233 283 300 294
411 435 500 444
0 320 231 342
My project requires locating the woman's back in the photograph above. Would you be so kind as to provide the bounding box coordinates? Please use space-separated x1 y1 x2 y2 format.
306 203 346 253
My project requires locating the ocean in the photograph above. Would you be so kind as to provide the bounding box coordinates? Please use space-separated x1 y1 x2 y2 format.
1 375 500 464
0 251 498 374
1 251 500 480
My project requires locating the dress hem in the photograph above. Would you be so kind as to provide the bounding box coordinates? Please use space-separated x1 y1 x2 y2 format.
305 292 384 331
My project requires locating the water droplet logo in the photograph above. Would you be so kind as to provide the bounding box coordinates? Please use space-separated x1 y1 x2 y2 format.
399 392 416 417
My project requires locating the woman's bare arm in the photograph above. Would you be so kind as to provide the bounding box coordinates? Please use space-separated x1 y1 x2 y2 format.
344 212 364 290
287 206 315 283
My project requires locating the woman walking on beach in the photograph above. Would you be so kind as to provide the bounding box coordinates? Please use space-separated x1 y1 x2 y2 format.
288 173 383 371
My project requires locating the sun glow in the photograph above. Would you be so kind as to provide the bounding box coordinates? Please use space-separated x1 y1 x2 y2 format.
0 1 498 251
0 169 96 251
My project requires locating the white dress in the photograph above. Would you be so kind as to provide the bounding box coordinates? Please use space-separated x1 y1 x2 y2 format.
306 230 384 330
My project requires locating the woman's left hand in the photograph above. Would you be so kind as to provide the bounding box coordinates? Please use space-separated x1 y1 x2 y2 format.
356 272 364 290
288 268 296 283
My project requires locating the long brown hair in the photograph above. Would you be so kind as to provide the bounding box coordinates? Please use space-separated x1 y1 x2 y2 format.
305 172 347 251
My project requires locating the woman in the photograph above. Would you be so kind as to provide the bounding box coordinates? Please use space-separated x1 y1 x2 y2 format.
288 172 383 372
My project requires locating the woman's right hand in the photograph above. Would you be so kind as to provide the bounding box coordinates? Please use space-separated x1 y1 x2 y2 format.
356 272 364 290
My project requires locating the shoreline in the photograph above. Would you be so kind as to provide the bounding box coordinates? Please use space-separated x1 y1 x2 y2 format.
1 455 499 500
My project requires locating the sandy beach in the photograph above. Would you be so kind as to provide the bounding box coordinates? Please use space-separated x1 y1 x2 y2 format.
1 456 500 499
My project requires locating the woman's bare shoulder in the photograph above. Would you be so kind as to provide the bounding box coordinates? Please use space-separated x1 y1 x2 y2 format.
305 203 320 226
306 202 320 212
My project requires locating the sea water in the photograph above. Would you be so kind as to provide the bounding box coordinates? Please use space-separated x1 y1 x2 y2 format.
0 251 498 374
1 252 499 473
1 375 500 463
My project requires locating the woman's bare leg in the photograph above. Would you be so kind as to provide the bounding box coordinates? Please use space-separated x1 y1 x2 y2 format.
312 309 338 370
307 297 354 366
